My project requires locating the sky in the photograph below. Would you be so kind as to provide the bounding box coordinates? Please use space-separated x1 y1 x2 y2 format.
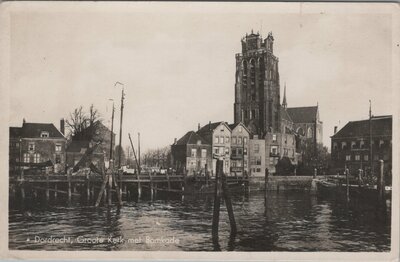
7 3 394 152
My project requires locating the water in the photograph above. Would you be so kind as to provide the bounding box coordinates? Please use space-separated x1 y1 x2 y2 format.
9 191 391 251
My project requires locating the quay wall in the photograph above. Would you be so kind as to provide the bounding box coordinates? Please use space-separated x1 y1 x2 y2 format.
249 176 314 191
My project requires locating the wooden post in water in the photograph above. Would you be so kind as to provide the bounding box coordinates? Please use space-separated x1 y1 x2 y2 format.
377 160 385 203
112 171 123 207
67 169 72 203
86 173 90 201
108 172 112 206
137 172 142 198
221 164 237 235
45 173 50 201
149 171 154 200
166 171 171 192
20 169 25 201
54 183 58 199
345 168 350 202
212 159 222 243
264 168 269 209
95 170 110 207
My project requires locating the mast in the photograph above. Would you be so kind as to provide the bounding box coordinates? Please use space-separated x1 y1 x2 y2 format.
118 87 125 169
138 132 141 174
109 103 115 167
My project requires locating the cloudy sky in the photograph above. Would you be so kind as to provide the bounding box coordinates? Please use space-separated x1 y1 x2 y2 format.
7 3 395 152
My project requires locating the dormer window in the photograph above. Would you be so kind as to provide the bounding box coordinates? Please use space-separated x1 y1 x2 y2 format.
40 131 49 138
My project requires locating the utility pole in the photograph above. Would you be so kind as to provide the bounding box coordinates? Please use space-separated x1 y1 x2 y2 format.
118 86 125 169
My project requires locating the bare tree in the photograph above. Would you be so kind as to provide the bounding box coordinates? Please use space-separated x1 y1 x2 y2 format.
66 104 102 141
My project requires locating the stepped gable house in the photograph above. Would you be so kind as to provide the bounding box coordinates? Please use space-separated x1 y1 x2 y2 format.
9 119 67 173
330 115 392 174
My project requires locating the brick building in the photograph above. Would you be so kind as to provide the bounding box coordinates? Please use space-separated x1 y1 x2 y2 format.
66 121 115 170
331 115 392 175
9 120 66 174
171 131 212 176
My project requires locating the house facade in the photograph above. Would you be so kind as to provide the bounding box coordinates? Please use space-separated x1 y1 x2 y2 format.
9 120 67 174
229 122 250 176
331 115 392 175
171 131 212 176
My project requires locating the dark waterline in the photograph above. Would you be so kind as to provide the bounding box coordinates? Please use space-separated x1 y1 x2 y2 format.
9 191 391 251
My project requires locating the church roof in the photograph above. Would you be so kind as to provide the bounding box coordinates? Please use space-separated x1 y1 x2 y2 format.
332 115 392 139
286 106 318 123
280 107 293 122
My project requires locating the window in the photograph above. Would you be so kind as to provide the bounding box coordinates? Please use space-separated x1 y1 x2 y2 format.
232 137 237 144
15 142 20 148
238 137 242 144
201 149 207 158
201 160 206 168
271 146 278 155
213 148 219 154
23 153 30 163
360 140 365 149
33 153 40 163
55 144 62 152
307 128 313 138
220 126 224 132
243 137 248 145
55 154 61 164
219 147 224 155
345 155 351 161
232 148 236 155
225 136 230 143
333 142 338 150
40 131 49 138
197 140 202 145
374 155 379 161
214 136 219 144
379 140 384 148
238 148 243 155
272 134 277 142
256 156 261 165
191 149 197 158
243 148 247 155
237 161 242 167
342 142 347 149
249 110 253 119
355 155 360 161
364 155 369 161
225 147 229 155
231 161 237 167
351 141 356 149
28 142 35 152
254 144 260 153
239 127 242 133
256 168 261 172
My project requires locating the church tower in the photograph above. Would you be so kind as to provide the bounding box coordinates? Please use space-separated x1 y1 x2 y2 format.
234 31 281 137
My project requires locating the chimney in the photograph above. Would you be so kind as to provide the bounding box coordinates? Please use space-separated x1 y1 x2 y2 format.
198 123 200 131
60 118 65 135
23 118 26 124
334 126 337 134
174 138 177 144
208 121 211 131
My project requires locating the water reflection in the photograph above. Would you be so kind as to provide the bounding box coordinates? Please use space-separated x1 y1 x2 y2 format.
9 190 391 251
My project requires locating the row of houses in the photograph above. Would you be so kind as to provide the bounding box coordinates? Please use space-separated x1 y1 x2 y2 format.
9 119 115 174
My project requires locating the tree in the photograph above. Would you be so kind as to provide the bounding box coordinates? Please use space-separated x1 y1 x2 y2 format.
276 157 295 175
297 138 330 175
66 104 102 141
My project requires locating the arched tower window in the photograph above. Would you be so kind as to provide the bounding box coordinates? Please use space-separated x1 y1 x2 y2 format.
307 127 313 138
242 60 248 88
250 59 256 89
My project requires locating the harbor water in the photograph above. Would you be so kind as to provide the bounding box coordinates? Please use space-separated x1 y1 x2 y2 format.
9 190 391 251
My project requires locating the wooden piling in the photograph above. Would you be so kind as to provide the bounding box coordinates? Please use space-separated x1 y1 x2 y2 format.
54 184 58 199
221 165 237 235
345 168 350 202
95 171 110 207
149 171 154 199
264 168 269 209
377 160 385 203
67 169 72 203
45 173 50 201
137 172 142 198
212 160 222 243
108 173 112 206
166 172 171 192
20 169 25 201
86 173 90 201
112 171 123 207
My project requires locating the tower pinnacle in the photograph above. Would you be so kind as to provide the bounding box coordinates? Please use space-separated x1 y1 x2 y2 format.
282 82 287 109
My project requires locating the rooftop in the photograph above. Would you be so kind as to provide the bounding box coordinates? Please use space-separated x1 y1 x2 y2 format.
332 115 392 139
